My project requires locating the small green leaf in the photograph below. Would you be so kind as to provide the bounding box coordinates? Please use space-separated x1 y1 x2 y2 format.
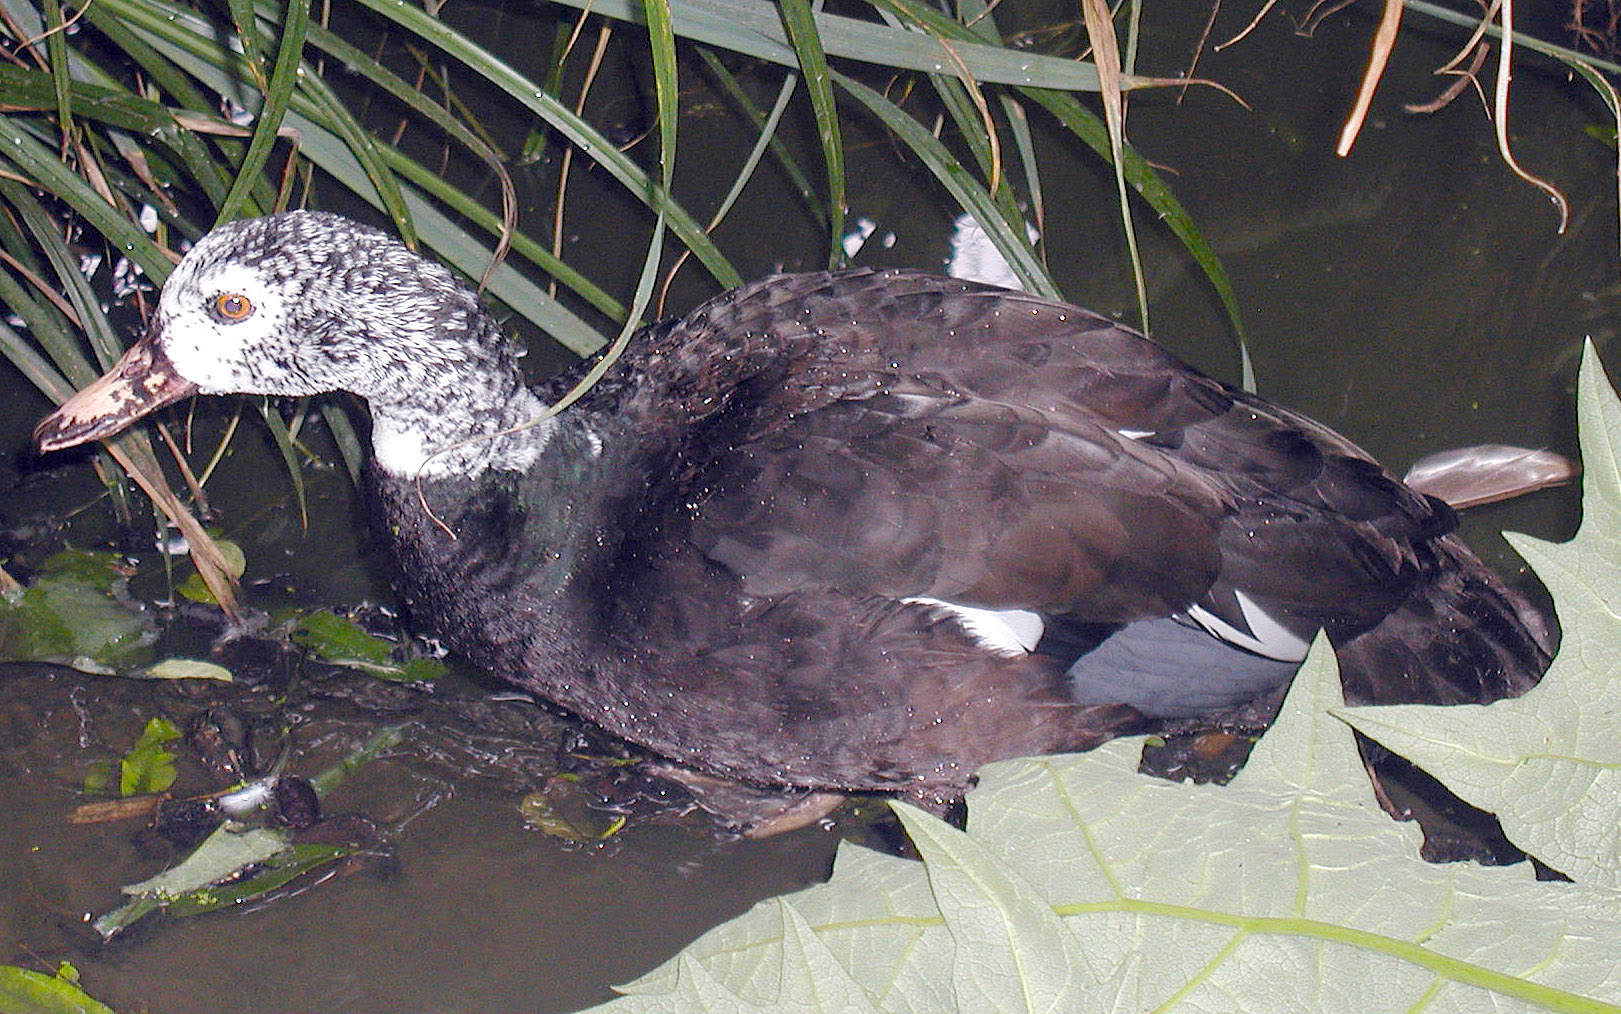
176 539 247 604
397 657 450 681
291 609 444 680
117 717 181 797
292 609 399 665
82 760 115 795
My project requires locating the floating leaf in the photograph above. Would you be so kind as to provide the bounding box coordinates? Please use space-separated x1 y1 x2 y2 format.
95 823 291 939
519 782 629 842
81 760 116 796
93 829 359 939
120 825 290 900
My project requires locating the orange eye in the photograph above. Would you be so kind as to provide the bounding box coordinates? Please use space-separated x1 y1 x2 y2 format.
213 293 253 321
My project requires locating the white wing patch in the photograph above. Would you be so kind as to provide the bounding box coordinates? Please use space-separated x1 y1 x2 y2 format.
1186 590 1311 662
905 597 1045 657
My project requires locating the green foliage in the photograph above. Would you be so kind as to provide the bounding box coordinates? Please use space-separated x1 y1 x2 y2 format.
585 351 1621 1014
0 0 1248 620
0 962 118 1014
91 725 403 938
0 550 232 684
85 716 181 795
175 538 247 606
90 824 355 939
290 609 449 681
0 550 153 672
595 653 1621 1011
121 717 182 796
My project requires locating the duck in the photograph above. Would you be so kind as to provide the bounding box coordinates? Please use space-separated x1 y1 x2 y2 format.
34 210 1558 828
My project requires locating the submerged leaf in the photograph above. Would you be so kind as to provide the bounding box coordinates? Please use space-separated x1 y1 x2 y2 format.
119 825 289 899
175 539 247 605
0 550 153 667
93 824 358 939
117 716 182 796
304 723 409 799
291 609 448 681
519 781 630 842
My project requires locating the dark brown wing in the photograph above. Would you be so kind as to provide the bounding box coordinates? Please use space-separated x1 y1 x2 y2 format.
613 268 1450 639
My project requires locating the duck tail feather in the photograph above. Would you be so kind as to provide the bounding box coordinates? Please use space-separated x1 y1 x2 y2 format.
1333 534 1556 707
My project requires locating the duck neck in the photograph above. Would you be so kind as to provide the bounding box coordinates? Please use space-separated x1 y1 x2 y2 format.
360 312 556 480
368 416 614 676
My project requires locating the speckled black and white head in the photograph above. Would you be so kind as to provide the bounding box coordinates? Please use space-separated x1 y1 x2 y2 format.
36 211 549 478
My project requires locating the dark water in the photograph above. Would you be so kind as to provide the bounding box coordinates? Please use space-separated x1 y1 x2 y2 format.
1 2 1611 1011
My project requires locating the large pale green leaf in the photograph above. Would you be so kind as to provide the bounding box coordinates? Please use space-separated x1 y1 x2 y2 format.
1340 340 1621 890
593 637 1620 1012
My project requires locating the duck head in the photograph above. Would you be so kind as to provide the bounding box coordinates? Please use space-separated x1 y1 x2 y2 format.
35 211 545 477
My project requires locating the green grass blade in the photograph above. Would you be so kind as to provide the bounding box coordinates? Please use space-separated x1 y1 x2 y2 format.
549 0 1100 90
42 0 74 137
300 72 415 244
832 70 1055 298
0 245 81 390
645 0 680 186
318 400 366 486
774 0 845 266
1001 95 1046 250
224 0 269 82
864 0 1242 349
0 64 235 211
216 0 312 223
695 59 810 238
0 183 127 374
257 400 309 529
338 0 739 288
0 114 173 281
696 51 825 222
1079 0 1148 329
1023 87 1248 362
76 0 216 112
0 316 75 404
95 0 614 354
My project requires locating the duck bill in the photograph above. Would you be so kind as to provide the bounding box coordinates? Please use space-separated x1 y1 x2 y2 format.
34 334 199 453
